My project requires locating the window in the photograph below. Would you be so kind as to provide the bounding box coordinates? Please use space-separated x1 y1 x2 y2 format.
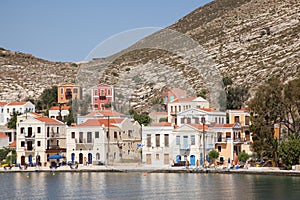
245 116 250 125
171 106 173 113
79 132 83 143
114 131 117 139
71 132 75 139
187 118 191 124
234 116 240 123
194 117 199 124
183 136 188 149
107 89 111 95
155 134 160 147
57 140 59 146
217 132 222 142
147 134 151 147
222 118 224 124
215 117 218 123
156 154 159 160
179 106 181 112
94 89 98 96
181 118 185 124
61 88 64 94
95 131 99 139
57 127 59 133
191 135 195 145
100 89 105 96
128 130 133 137
20 127 25 134
87 132 92 143
73 88 78 94
176 136 180 145
164 134 169 147
21 141 25 147
217 146 221 152
37 141 41 147
37 127 41 134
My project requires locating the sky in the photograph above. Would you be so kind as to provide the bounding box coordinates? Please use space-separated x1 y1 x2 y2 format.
0 0 212 62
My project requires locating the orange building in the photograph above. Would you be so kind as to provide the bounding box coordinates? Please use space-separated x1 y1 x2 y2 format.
57 83 82 104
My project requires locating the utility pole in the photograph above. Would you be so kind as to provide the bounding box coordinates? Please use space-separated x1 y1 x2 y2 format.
201 116 206 167
107 116 110 166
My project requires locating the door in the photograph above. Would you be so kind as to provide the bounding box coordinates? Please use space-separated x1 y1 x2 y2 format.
21 156 25 165
79 153 83 164
164 154 169 165
28 155 32 165
71 153 75 164
190 155 196 166
88 153 92 164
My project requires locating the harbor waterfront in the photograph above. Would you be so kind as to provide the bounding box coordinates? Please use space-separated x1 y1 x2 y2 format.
0 167 299 200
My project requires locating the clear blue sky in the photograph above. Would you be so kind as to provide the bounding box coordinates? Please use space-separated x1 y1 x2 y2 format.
0 0 212 62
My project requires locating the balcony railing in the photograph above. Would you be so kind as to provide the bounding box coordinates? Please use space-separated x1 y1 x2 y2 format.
179 144 190 150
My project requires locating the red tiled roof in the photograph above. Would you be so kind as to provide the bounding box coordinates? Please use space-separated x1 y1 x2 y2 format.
49 106 70 110
0 102 7 106
9 140 16 148
28 112 43 117
7 101 27 106
152 122 174 127
198 108 223 113
213 124 235 128
0 132 8 138
189 124 209 130
77 118 123 128
85 110 125 117
36 117 64 125
171 97 196 103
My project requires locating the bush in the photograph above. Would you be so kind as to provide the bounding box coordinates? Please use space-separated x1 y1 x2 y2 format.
238 151 250 162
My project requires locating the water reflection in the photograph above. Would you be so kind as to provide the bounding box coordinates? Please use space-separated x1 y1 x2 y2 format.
0 172 299 200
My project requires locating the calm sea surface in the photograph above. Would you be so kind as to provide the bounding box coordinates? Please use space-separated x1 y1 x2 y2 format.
0 172 299 200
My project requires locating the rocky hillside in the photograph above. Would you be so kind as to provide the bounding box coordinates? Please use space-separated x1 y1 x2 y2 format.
78 0 299 112
1 0 299 112
0 48 78 101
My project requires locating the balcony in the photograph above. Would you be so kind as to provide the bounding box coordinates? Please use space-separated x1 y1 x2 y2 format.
179 144 190 150
25 134 35 140
215 137 227 143
233 137 250 143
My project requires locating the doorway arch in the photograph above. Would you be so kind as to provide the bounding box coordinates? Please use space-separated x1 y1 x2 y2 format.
79 153 83 164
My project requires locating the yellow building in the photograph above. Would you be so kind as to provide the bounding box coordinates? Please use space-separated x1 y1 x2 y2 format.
57 83 82 104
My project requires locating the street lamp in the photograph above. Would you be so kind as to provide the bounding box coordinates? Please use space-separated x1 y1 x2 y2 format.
201 116 206 167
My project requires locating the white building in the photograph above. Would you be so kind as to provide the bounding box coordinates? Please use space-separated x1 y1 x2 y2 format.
167 97 209 124
172 124 215 166
49 105 70 120
142 122 176 166
16 115 67 166
176 108 226 126
66 119 106 165
0 101 35 126
67 117 141 165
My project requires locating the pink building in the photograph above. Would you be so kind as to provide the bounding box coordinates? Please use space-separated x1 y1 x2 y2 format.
91 84 114 110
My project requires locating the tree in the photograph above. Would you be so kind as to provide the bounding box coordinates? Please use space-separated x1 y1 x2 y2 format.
64 106 75 126
129 109 151 126
248 77 283 161
222 76 249 109
208 149 219 164
238 151 250 163
7 111 19 129
38 86 58 110
279 134 300 169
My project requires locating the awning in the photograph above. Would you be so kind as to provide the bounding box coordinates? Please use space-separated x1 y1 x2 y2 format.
48 154 65 159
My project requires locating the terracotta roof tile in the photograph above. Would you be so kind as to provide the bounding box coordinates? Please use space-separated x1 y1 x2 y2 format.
49 106 70 110
0 132 8 138
7 101 27 106
189 124 209 130
77 118 123 128
213 124 235 128
36 117 64 125
9 140 16 148
85 110 125 117
0 102 7 106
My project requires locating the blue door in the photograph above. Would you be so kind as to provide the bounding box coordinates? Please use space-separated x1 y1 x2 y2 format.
190 155 196 166
29 155 32 165
88 153 92 164
176 155 181 163
71 153 75 164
